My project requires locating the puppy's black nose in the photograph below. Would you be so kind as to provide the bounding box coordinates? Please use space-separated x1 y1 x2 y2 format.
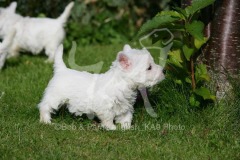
163 69 167 74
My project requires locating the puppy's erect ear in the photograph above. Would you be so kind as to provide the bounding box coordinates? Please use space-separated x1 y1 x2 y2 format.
123 44 131 52
7 2 17 13
118 53 132 70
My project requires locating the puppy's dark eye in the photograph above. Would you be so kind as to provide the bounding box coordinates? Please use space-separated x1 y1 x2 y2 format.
163 69 166 74
147 65 152 71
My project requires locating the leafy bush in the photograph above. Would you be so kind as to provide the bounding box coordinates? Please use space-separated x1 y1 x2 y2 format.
137 0 216 107
64 0 180 48
1 0 179 47
64 0 133 47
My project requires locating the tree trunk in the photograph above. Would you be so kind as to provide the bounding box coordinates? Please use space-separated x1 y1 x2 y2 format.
203 0 240 78
181 0 240 98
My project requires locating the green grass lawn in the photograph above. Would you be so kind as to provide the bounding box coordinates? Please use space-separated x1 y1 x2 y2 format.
0 44 239 159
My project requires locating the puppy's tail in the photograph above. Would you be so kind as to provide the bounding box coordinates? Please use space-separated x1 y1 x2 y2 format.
57 2 74 25
54 44 67 73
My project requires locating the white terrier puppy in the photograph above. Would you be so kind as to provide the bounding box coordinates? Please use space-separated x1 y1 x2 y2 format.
0 29 16 69
38 44 165 130
0 2 74 68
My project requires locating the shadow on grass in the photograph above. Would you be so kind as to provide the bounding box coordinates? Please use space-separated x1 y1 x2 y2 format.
51 104 100 126
3 52 47 69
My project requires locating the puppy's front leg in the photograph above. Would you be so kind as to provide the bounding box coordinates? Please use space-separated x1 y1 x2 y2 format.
98 111 116 130
45 45 58 63
7 43 20 58
0 51 8 69
39 106 52 124
115 111 133 130
44 56 54 63
0 45 15 69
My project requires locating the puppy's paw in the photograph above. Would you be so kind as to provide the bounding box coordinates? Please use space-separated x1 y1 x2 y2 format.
44 58 54 64
101 123 116 131
40 115 52 124
40 119 51 124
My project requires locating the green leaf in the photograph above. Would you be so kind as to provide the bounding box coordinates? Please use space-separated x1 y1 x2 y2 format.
157 23 186 32
158 10 185 20
195 64 210 83
172 40 184 49
182 45 195 61
185 77 192 84
194 87 216 101
174 7 187 18
168 49 184 68
175 79 183 85
38 13 46 18
185 21 204 40
194 37 208 49
185 0 215 16
137 14 180 37
189 94 200 107
151 30 173 44
159 42 172 67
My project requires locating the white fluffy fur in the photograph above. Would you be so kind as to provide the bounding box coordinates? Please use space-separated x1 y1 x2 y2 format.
38 44 165 130
0 29 16 69
0 1 74 68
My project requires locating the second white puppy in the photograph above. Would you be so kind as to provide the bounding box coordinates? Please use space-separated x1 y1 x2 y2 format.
38 44 165 130
0 2 74 68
